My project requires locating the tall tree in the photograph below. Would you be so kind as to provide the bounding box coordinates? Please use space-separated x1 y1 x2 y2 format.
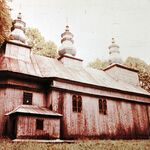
0 0 12 45
25 27 57 58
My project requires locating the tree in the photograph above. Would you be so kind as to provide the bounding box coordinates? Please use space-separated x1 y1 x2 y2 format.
36 40 57 58
88 58 109 70
89 57 150 92
25 27 57 58
125 57 150 92
0 0 12 45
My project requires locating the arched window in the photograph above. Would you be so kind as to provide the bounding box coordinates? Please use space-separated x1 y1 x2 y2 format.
72 95 77 112
72 95 82 113
99 98 107 115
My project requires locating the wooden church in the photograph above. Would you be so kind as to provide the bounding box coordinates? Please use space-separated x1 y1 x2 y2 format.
0 13 150 140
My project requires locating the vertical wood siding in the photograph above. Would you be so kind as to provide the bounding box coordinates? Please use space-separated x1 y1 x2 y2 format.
16 116 60 139
0 88 46 136
61 93 150 139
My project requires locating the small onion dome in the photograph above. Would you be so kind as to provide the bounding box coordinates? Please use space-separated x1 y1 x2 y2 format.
61 25 74 38
10 12 27 44
59 25 76 56
108 38 123 64
108 38 119 49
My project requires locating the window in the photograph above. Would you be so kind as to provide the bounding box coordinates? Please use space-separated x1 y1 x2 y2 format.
36 119 43 130
103 99 107 115
78 96 82 112
23 92 33 105
99 99 103 113
99 98 107 115
72 95 77 112
72 95 82 113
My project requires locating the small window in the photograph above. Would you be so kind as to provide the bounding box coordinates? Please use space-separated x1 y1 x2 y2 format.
99 98 107 115
23 92 32 105
72 95 82 113
36 119 43 130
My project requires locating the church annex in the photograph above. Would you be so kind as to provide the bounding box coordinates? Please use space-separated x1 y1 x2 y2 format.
0 13 150 140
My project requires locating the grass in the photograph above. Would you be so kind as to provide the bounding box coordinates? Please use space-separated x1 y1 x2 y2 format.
0 139 150 150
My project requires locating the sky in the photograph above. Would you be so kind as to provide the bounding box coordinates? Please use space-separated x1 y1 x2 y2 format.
8 0 150 64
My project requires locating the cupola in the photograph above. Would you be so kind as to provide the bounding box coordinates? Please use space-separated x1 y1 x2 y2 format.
58 25 76 57
108 38 122 65
2 13 31 61
58 25 82 68
10 12 27 44
104 38 139 86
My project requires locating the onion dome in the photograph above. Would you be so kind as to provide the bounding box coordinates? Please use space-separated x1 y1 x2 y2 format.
10 12 27 44
108 38 123 64
58 25 76 56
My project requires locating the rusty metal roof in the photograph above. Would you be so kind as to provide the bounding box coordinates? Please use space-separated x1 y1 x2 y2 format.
0 54 150 96
5 105 62 117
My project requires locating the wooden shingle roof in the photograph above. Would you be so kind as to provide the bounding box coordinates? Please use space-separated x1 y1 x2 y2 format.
5 105 62 117
0 54 150 97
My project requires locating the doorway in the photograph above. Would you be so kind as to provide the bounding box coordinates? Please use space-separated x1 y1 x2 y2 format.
11 117 17 139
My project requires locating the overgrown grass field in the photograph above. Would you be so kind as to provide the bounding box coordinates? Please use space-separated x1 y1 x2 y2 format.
0 139 150 150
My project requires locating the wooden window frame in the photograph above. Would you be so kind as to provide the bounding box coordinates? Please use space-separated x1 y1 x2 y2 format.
36 119 44 130
99 99 103 113
23 92 33 105
103 99 107 115
72 95 78 112
99 98 107 115
72 95 82 113
78 96 82 112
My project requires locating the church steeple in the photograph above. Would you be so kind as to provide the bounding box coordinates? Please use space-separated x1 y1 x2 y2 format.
58 25 76 57
108 38 122 64
10 12 27 44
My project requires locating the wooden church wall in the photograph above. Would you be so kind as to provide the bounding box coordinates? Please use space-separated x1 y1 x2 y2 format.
62 93 150 139
0 79 149 139
0 88 23 136
47 90 63 113
48 89 150 139
0 87 46 136
16 116 60 139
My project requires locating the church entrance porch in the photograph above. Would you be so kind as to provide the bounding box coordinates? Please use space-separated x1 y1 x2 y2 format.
5 105 62 139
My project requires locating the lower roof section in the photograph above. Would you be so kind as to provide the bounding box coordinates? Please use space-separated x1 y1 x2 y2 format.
5 105 62 117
